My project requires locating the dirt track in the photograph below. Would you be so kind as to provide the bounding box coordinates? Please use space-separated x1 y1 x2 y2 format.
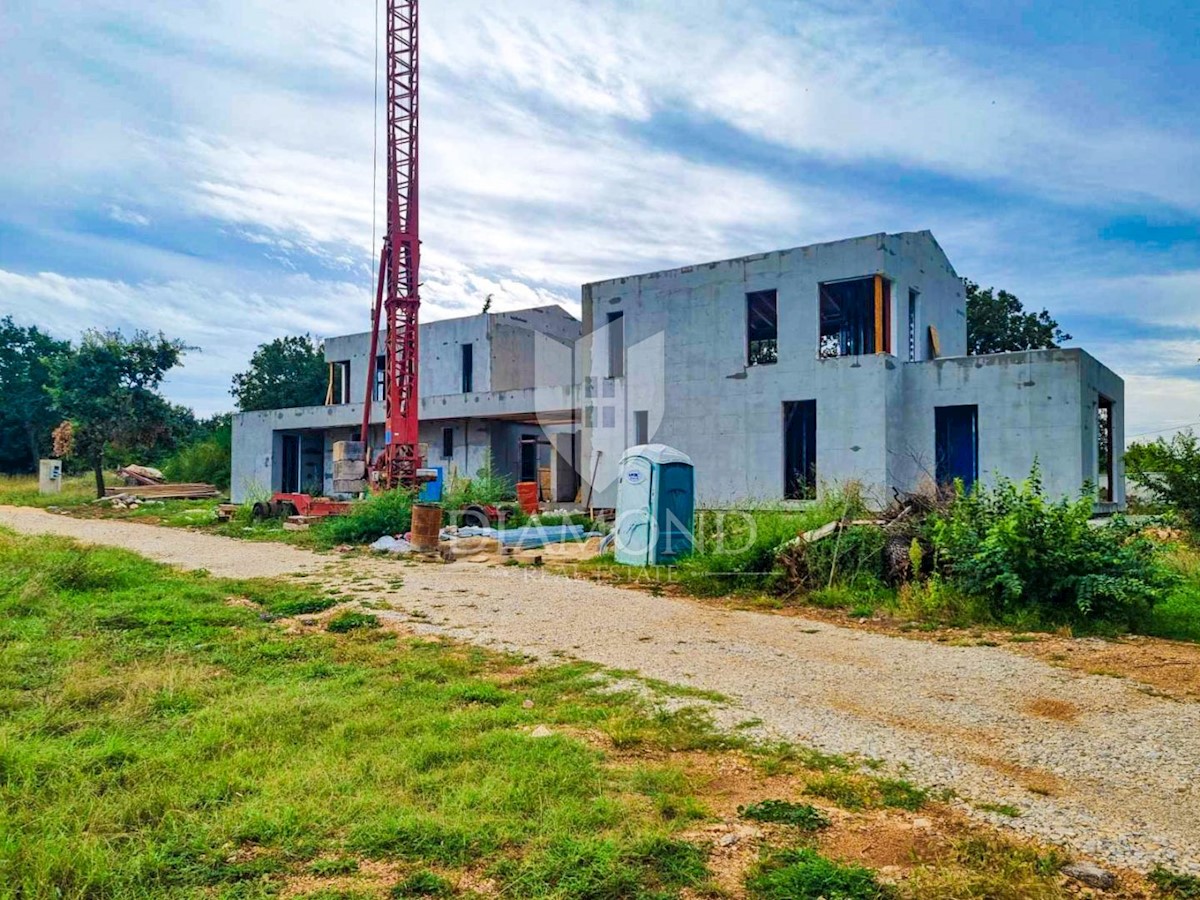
4 505 1198 875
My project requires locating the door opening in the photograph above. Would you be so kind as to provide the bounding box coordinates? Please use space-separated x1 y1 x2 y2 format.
935 405 979 493
783 400 817 500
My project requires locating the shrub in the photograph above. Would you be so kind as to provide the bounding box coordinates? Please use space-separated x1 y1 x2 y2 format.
1127 430 1200 526
928 466 1173 628
162 436 232 490
441 452 514 515
317 489 416 545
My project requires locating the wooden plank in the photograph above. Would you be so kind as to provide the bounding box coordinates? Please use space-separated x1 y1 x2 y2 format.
874 274 884 354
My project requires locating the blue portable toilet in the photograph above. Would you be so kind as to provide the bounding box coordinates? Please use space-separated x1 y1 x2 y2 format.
615 444 695 566
419 466 444 503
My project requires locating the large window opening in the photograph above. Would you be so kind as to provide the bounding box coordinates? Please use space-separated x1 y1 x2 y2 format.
783 400 817 500
461 343 474 393
1098 396 1114 502
747 289 778 366
935 405 979 493
442 426 454 460
328 361 351 405
819 275 891 358
634 410 649 446
607 311 624 377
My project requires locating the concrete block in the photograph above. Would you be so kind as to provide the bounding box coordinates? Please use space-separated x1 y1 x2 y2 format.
333 479 367 494
333 440 365 462
333 459 366 480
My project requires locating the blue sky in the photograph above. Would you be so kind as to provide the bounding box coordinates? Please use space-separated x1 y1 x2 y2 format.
1 0 1197 439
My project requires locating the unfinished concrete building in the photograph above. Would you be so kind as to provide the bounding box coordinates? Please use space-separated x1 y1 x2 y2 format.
231 231 1124 512
231 305 581 502
579 231 1124 509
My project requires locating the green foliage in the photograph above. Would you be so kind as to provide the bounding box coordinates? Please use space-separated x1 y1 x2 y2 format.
929 466 1172 628
804 774 926 812
1149 866 1200 899
1126 430 1200 526
964 280 1070 356
676 488 867 596
738 799 830 830
231 334 327 412
162 414 232 490
308 857 360 876
0 316 71 474
494 834 709 899
441 452 515 515
390 870 452 897
746 847 891 899
316 489 416 546
787 525 888 594
326 611 379 633
45 328 189 496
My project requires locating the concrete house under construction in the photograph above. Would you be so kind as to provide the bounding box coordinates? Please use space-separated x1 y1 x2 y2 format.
231 305 581 503
231 230 1124 512
578 231 1124 510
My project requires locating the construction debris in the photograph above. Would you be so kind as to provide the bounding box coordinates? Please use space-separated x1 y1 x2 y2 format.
117 465 166 485
103 483 220 500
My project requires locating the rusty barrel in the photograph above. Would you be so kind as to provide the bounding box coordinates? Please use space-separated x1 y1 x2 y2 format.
410 503 442 552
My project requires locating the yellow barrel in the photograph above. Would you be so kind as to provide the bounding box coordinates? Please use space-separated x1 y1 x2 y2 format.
410 503 442 551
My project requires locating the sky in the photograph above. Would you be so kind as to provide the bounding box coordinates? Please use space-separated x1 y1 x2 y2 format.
1 0 1198 441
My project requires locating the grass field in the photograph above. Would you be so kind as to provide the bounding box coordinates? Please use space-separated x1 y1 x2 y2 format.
0 527 1145 899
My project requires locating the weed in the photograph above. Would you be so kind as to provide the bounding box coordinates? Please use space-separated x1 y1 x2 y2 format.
316 489 416 546
326 611 380 633
804 774 926 812
390 870 452 897
1150 867 1200 898
308 857 360 876
745 847 891 899
738 799 830 830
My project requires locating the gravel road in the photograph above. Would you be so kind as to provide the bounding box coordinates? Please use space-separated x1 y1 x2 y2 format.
4 505 1198 875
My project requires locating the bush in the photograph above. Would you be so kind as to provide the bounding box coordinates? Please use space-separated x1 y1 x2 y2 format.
929 466 1173 629
316 488 416 545
162 437 232 490
1127 430 1200 526
677 487 869 596
441 452 514 514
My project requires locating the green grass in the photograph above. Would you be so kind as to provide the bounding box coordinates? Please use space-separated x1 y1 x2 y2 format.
804 773 927 812
738 799 830 830
0 472 98 507
0 528 730 899
745 847 891 899
1150 866 1200 899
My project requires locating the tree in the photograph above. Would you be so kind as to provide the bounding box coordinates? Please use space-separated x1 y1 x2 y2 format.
0 316 71 473
231 335 327 412
1126 430 1200 526
47 330 188 497
965 280 1071 355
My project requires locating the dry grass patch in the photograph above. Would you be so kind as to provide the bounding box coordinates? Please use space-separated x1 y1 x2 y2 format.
1024 697 1081 723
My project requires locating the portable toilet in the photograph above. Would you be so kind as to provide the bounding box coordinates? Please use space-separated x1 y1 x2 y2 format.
615 444 695 566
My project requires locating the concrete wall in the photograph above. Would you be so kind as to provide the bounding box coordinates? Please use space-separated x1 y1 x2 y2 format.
577 231 1122 509
579 231 965 507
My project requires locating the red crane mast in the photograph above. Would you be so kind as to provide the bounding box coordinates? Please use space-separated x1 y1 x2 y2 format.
361 0 421 489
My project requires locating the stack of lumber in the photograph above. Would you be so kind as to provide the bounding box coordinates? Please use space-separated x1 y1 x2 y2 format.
117 465 166 485
104 483 220 500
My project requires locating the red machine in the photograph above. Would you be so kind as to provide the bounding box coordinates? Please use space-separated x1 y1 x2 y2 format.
360 0 422 490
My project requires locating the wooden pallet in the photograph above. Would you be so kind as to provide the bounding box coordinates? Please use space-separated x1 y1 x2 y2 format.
105 483 220 500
